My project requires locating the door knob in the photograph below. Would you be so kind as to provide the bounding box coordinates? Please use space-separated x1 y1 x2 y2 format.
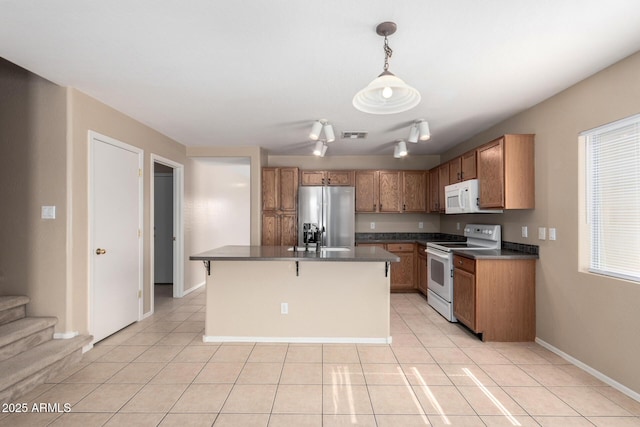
96 248 107 255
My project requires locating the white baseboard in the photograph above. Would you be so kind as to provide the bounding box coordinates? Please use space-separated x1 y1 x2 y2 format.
536 337 640 402
202 335 393 344
53 331 79 339
184 281 205 296
82 343 94 353
141 310 154 320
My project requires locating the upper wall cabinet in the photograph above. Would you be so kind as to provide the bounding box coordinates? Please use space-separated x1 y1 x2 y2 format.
355 170 427 213
262 167 299 212
449 150 477 183
402 170 427 212
262 167 299 246
477 134 535 209
427 163 449 213
300 170 354 186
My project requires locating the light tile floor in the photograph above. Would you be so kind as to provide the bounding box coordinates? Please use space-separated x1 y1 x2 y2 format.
2 286 639 426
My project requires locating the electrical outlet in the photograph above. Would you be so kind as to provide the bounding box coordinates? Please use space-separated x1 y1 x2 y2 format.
41 205 56 219
549 228 557 241
418 222 424 229
456 222 461 230
521 226 528 238
538 227 546 240
370 222 375 230
281 303 288 315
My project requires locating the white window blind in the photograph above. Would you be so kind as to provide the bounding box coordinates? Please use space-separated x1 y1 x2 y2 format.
583 114 640 282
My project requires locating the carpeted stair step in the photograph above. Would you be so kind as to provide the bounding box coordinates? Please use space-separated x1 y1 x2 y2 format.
0 296 30 326
0 334 92 403
0 317 57 362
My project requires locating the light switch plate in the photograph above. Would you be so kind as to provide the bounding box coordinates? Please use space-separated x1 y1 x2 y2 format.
549 228 557 241
41 205 56 219
521 226 528 238
418 222 424 229
538 227 546 240
370 222 375 230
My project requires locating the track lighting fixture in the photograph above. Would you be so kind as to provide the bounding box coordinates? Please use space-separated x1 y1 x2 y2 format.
313 140 328 157
408 120 431 143
309 120 335 143
393 140 408 158
352 22 421 114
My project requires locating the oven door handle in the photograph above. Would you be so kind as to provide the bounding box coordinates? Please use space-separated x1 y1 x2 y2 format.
426 248 450 260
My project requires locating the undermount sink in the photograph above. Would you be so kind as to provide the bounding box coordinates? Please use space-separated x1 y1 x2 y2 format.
287 246 351 252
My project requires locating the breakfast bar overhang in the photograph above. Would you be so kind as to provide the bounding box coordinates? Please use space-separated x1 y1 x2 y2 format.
190 245 400 344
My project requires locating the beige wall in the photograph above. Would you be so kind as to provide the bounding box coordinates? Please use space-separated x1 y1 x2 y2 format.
0 59 68 325
439 52 640 394
267 155 442 233
67 89 187 333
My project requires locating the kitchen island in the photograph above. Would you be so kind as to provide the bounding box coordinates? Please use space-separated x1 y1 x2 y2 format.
190 245 399 344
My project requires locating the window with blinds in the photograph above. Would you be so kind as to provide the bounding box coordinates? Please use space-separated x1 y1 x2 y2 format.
583 114 640 282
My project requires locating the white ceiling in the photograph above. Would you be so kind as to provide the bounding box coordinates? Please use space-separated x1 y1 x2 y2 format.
2 1 640 156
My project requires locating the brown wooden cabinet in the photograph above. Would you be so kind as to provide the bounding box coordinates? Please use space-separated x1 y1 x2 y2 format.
428 163 449 213
453 254 536 342
301 170 354 186
453 255 476 330
417 244 428 295
387 243 416 292
356 170 428 213
355 170 402 213
428 168 440 212
261 167 299 246
449 150 477 183
476 134 535 209
355 170 379 213
401 171 427 212
357 242 417 292
378 171 403 213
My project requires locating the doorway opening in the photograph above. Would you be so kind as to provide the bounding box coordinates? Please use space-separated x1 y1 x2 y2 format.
151 155 184 314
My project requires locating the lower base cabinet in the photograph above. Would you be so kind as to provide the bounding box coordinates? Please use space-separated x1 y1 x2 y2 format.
453 254 536 341
417 244 428 295
357 242 416 292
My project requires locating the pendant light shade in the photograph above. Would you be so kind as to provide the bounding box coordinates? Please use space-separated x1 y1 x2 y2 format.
353 72 421 115
353 22 421 115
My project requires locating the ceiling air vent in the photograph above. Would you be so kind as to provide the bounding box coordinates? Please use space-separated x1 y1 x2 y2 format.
341 131 368 140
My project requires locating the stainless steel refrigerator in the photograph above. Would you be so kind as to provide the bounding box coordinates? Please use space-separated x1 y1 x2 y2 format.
298 186 355 247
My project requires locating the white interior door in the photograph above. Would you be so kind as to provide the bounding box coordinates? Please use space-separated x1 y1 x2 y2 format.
154 173 173 283
91 133 142 342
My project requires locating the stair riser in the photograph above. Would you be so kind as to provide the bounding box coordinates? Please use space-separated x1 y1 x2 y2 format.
0 348 83 404
0 327 54 363
0 306 26 327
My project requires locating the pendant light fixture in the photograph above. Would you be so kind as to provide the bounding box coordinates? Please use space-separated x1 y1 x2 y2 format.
353 22 421 114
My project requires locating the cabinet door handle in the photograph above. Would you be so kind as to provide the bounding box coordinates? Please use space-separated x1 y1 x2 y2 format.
379 203 382 211
327 178 331 184
373 203 376 211
403 204 406 211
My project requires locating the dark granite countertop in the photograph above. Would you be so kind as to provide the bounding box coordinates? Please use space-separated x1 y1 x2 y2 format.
190 245 400 263
355 232 539 259
452 249 539 260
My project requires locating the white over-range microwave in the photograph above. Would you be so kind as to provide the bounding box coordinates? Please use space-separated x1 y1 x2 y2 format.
444 179 503 214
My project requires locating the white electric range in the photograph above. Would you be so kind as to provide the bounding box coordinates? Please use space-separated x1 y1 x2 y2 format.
426 224 501 322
